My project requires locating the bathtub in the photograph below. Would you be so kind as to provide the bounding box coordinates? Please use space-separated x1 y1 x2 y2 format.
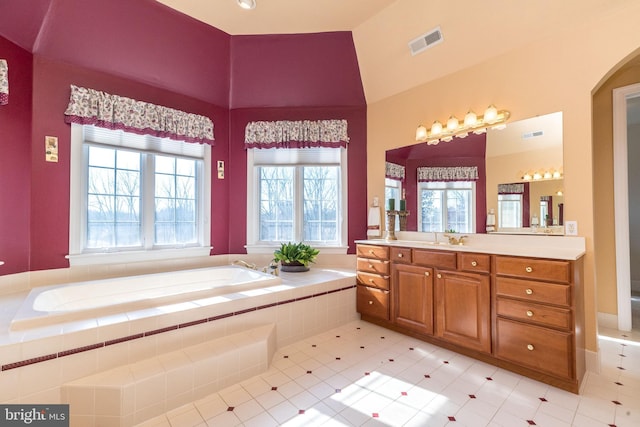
10 266 282 331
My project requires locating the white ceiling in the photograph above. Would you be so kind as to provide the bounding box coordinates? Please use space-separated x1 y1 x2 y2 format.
157 0 631 104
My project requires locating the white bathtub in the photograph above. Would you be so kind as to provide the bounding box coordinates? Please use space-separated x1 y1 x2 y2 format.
11 266 281 331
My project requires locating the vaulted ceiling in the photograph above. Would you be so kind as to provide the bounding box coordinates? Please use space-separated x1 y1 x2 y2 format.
0 0 631 104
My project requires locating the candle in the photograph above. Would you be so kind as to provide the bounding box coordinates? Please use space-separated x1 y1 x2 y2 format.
388 199 395 211
399 199 406 211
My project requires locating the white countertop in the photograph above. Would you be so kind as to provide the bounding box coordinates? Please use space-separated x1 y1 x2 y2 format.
356 231 585 261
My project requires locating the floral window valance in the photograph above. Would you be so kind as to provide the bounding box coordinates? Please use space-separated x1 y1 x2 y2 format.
385 162 405 181
64 85 214 145
244 119 349 149
0 59 8 105
418 166 478 182
498 183 526 194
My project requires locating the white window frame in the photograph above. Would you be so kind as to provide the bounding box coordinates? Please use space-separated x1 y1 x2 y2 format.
68 124 212 266
245 147 348 254
417 181 476 233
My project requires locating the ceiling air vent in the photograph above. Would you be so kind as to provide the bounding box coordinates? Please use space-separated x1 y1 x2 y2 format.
409 27 443 56
522 130 544 139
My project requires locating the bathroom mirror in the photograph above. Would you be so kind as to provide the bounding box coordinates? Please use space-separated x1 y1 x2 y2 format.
385 111 563 234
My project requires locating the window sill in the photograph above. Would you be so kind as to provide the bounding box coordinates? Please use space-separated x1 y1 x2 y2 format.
245 244 348 255
66 246 213 267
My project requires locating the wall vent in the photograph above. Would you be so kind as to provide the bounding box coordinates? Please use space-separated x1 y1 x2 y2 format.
409 27 443 56
522 130 544 139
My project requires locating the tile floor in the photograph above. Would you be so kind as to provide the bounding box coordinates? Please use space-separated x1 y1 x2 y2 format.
138 320 640 427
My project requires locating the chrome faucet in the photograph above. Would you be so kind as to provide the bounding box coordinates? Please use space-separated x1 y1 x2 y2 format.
232 260 257 270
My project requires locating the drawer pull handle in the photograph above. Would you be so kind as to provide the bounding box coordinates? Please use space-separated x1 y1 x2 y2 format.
527 344 535 351
368 250 374 255
425 271 430 277
437 273 442 279
368 300 373 305
471 261 477 267
398 253 403 258
525 288 533 295
369 279 375 283
526 310 534 317
369 264 374 269
525 266 533 273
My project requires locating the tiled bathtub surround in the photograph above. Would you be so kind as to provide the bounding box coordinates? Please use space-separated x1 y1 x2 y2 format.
0 264 358 405
141 322 640 427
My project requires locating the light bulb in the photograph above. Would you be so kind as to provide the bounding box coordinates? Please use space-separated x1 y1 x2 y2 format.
464 110 477 127
416 125 427 141
484 105 498 123
447 116 459 131
533 172 542 180
543 171 552 179
431 121 443 136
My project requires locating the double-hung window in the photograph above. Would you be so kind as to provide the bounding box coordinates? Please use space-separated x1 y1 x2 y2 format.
246 147 347 252
418 181 475 233
69 124 211 265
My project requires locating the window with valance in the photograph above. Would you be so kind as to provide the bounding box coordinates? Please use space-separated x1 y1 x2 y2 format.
385 162 405 181
63 85 214 145
243 119 349 253
0 59 8 105
244 119 349 149
417 166 478 182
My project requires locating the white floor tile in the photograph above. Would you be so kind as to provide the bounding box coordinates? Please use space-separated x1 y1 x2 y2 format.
135 320 640 427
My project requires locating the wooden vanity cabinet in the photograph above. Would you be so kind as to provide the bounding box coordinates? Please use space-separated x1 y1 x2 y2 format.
355 243 584 393
356 244 390 320
435 269 491 354
494 255 584 392
392 263 434 335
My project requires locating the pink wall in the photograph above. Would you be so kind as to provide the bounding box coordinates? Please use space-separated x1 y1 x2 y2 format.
230 32 365 109
0 37 32 274
29 57 230 270
0 1 368 272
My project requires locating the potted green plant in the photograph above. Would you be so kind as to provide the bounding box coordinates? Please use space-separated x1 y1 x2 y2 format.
273 242 320 272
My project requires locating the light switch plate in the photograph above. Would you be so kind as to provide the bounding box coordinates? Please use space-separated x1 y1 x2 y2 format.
565 221 578 236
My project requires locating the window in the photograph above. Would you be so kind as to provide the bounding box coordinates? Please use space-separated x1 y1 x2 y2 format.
385 178 402 230
418 181 475 233
497 194 523 228
247 147 347 252
69 124 211 265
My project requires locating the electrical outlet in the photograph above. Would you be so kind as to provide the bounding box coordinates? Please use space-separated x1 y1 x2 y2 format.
565 221 578 236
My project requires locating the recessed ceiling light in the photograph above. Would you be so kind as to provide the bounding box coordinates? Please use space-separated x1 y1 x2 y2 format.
237 0 256 10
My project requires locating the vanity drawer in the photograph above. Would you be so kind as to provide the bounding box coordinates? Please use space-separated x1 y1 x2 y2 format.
458 253 491 274
496 277 571 307
497 297 572 330
390 247 412 263
495 256 570 283
357 272 390 290
496 318 573 379
357 285 389 320
357 257 390 275
357 244 389 260
413 249 457 270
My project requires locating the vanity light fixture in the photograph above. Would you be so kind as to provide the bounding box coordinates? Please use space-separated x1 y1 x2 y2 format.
237 0 256 10
522 169 563 181
416 105 510 145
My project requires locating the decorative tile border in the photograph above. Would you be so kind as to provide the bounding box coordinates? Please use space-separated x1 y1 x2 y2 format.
1 285 356 372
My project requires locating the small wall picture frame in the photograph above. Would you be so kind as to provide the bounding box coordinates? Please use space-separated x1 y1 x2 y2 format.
45 136 58 162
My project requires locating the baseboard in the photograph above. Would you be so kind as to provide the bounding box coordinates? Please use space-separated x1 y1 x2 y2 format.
598 311 618 329
585 348 600 375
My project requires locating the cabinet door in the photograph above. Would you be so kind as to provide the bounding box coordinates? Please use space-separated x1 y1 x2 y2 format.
435 270 491 353
392 263 434 335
